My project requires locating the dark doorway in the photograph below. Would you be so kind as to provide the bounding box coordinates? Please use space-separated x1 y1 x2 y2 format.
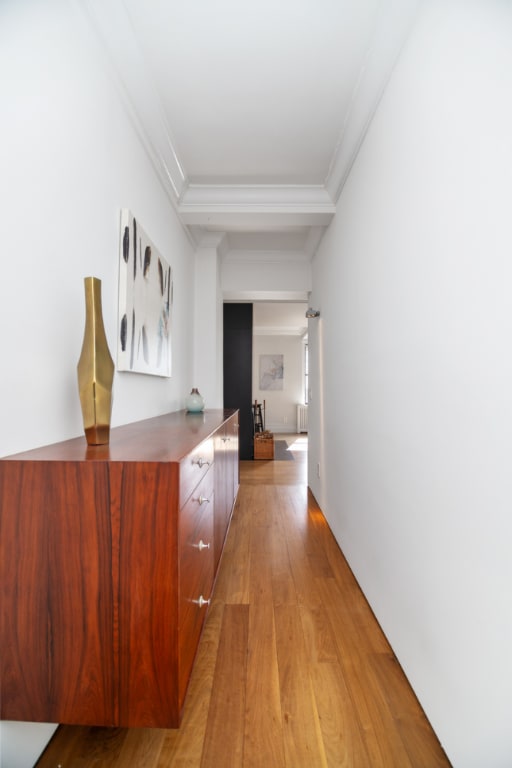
223 303 253 460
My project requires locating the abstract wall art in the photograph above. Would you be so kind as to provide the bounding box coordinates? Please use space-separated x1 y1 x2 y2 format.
259 354 284 390
118 209 172 376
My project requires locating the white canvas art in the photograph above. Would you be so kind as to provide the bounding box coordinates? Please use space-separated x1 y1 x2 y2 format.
259 354 284 390
117 209 172 376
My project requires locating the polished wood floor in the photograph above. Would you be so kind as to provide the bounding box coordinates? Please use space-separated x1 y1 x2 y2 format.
36 436 450 767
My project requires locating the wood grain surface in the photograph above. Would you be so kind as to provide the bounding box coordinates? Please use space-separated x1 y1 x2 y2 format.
35 437 451 767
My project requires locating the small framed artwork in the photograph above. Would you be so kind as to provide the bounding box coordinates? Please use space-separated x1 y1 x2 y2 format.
259 354 284 391
117 209 172 377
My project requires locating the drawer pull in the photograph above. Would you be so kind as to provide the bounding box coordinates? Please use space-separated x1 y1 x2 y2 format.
195 595 210 608
197 539 210 551
193 457 210 468
198 495 210 505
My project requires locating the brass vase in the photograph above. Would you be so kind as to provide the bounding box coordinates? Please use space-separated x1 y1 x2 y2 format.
77 277 115 445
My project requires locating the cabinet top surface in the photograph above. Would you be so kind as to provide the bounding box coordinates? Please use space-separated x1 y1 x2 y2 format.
2 409 238 464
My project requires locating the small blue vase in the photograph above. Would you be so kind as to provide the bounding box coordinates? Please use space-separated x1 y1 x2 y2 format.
186 388 205 413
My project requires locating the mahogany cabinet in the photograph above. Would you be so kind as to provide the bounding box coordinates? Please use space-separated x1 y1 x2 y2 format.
0 409 239 728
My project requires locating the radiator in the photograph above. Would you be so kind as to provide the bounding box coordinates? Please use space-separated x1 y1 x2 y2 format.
296 405 308 433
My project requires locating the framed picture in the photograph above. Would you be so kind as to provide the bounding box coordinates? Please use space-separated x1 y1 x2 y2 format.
259 354 284 391
117 209 172 377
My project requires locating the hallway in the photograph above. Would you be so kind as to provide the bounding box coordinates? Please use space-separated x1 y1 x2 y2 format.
36 442 449 767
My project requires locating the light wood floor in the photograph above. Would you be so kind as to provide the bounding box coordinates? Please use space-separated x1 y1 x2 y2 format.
36 436 450 767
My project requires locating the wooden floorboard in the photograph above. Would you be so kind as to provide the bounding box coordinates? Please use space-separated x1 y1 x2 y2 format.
244 602 284 768
35 435 451 767
200 605 248 768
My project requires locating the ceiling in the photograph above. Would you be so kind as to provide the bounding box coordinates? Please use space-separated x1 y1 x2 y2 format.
81 0 418 335
83 0 419 257
122 0 379 187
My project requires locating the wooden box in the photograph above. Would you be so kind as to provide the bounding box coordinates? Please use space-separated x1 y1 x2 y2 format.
254 433 274 460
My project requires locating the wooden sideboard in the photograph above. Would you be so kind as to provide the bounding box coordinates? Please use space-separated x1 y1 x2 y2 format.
0 409 239 728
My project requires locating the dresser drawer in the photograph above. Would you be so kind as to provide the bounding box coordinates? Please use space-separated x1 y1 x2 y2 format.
179 500 214 614
180 464 214 537
179 437 214 505
178 484 214 707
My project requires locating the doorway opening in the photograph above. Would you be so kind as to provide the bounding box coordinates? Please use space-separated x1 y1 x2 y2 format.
223 300 308 464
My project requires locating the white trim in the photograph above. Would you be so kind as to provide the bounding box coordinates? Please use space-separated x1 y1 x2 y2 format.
223 291 309 302
178 184 335 230
253 326 308 337
325 0 422 201
78 0 186 203
181 184 333 205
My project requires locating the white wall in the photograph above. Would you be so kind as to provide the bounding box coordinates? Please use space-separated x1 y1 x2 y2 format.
222 252 311 300
193 237 225 409
309 2 512 766
0 1 194 764
253 335 305 433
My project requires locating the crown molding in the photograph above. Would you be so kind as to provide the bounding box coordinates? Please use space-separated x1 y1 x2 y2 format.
180 184 334 207
325 0 421 202
78 0 186 205
253 326 308 337
178 184 335 229
223 290 309 302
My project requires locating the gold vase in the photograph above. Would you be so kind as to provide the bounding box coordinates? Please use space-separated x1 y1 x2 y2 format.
77 276 115 445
